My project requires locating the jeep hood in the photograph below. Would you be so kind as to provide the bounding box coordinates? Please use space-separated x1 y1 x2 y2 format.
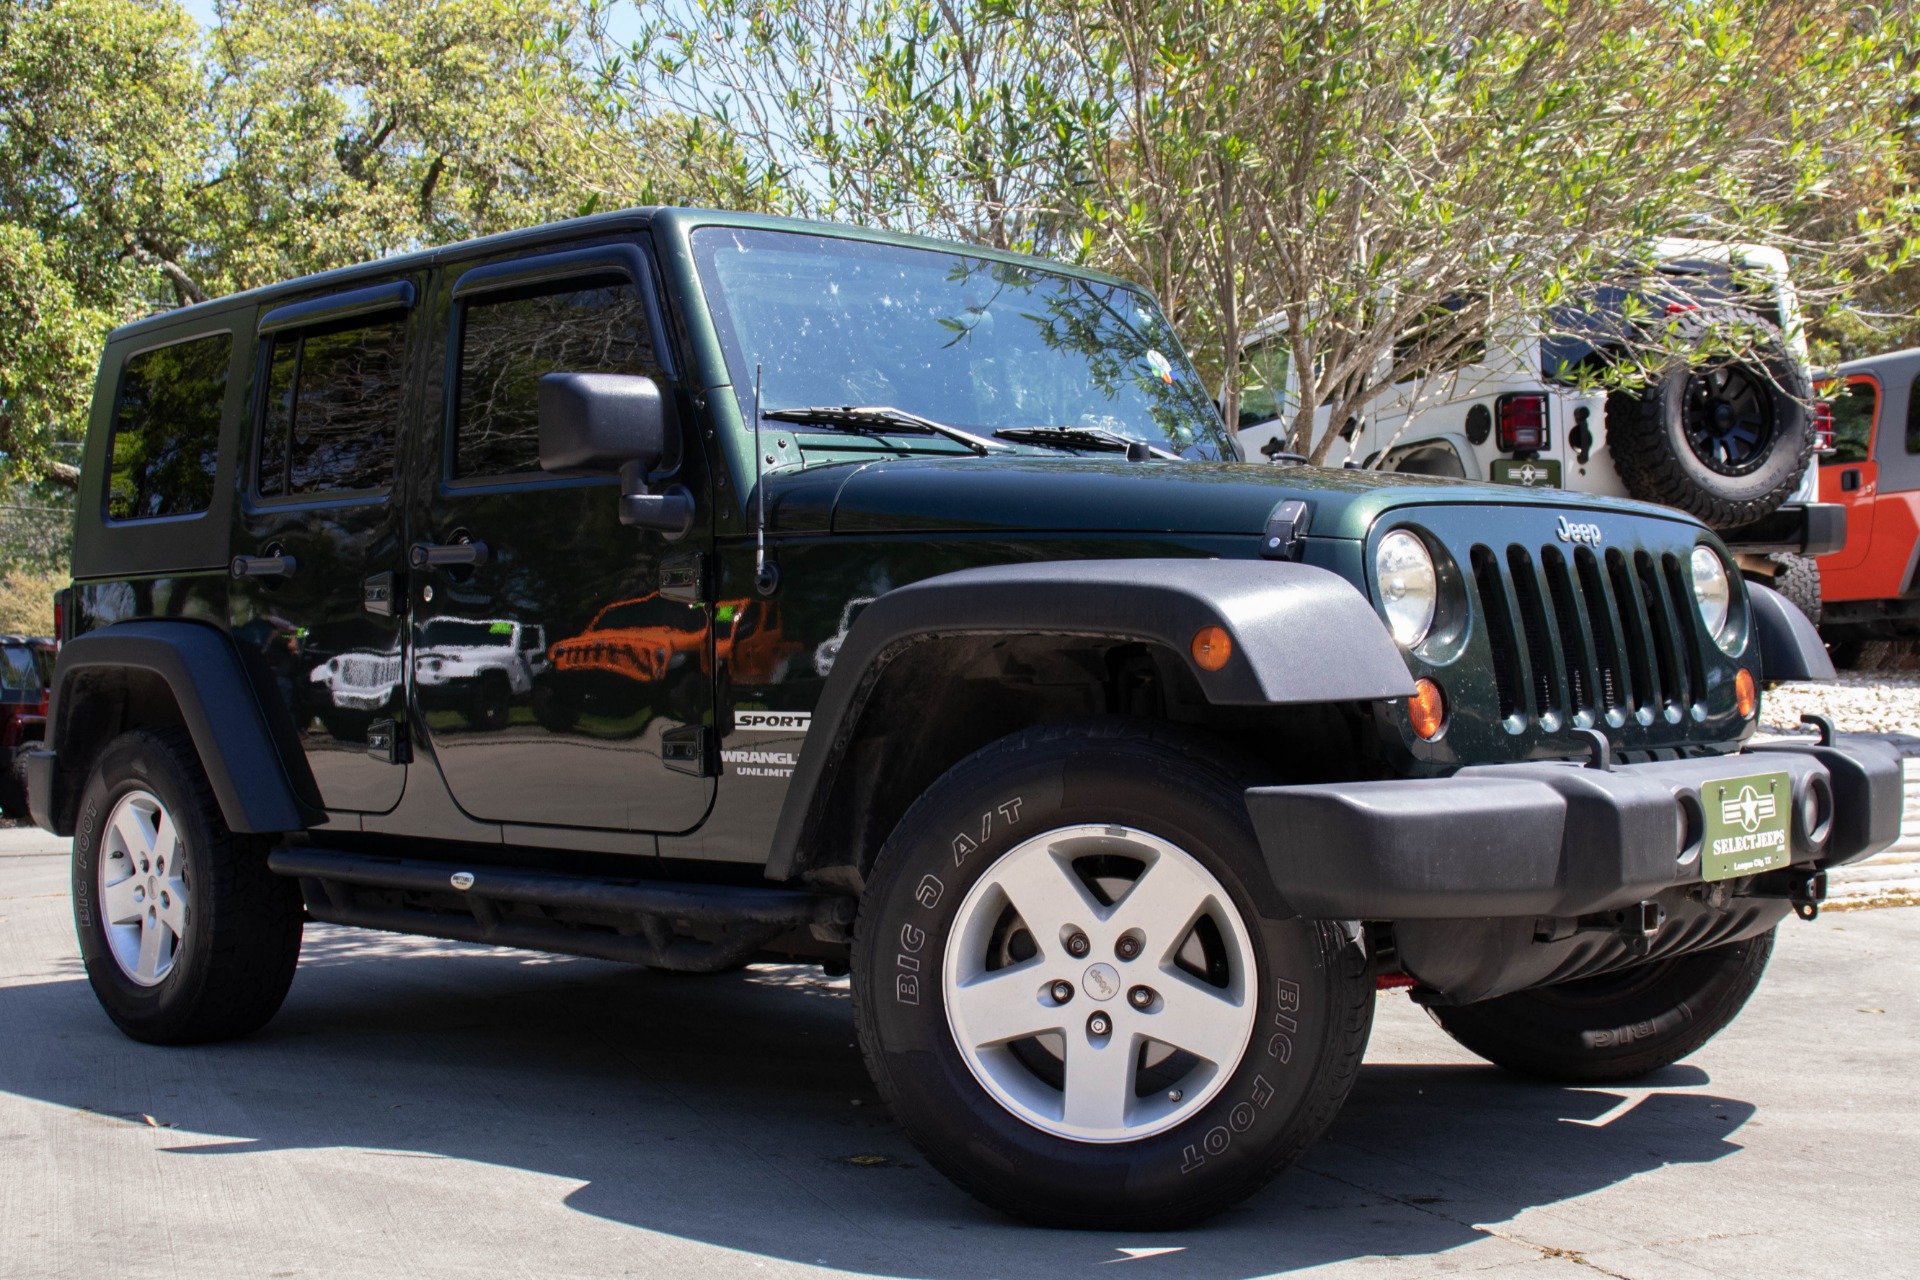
770 457 1707 541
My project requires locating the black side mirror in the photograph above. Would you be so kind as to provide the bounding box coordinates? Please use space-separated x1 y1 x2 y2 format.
537 373 693 538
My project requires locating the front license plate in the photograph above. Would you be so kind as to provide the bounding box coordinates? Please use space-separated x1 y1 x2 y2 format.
1701 771 1792 881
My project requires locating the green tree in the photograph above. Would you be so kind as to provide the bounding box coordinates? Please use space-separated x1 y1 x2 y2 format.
0 0 743 498
625 0 1920 461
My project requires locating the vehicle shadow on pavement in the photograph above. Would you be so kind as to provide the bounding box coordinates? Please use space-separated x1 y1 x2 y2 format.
0 927 1757 1277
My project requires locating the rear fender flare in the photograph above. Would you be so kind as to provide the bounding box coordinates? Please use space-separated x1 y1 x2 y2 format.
47 620 324 835
764 558 1414 880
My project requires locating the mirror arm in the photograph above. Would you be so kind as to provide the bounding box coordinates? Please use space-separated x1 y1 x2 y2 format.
617 458 694 539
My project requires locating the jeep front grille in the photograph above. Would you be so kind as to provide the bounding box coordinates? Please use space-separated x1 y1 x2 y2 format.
1472 542 1710 728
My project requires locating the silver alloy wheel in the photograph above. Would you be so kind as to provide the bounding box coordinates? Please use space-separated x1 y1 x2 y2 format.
941 824 1258 1143
97 789 189 987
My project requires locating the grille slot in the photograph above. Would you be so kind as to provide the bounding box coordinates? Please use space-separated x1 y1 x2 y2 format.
1471 545 1522 721
1574 548 1623 715
1637 550 1686 711
1507 545 1559 720
1662 552 1709 707
1541 547 1594 717
1606 547 1658 712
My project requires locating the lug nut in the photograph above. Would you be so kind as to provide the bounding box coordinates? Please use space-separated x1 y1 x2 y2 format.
1167 1088 1183 1102
1066 932 1091 957
1115 935 1141 960
1087 1012 1111 1037
1129 985 1154 1010
1050 980 1074 1004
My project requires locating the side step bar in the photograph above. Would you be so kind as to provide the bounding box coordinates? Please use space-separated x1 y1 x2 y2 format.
269 846 855 971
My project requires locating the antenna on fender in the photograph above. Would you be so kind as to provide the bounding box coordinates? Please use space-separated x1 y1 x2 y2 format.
752 363 779 596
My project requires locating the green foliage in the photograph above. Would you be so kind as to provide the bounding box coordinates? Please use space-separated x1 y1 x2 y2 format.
0 0 752 504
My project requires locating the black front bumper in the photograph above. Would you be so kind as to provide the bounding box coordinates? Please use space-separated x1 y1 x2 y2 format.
1246 735 1900 1004
1247 735 1899 922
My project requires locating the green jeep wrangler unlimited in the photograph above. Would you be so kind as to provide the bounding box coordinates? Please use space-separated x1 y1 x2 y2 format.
34 209 1899 1228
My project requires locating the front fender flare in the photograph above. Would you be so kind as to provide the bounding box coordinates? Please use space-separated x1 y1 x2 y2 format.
46 620 325 835
765 558 1414 880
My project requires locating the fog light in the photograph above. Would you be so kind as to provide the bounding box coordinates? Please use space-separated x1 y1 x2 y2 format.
1409 678 1446 740
1191 626 1232 672
1735 668 1757 718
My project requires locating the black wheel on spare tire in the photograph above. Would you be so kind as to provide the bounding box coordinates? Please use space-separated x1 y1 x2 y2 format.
71 727 304 1044
1767 553 1822 627
1426 928 1775 1084
853 719 1373 1230
1606 334 1812 529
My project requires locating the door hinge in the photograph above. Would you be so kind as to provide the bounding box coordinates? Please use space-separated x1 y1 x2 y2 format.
660 551 709 604
661 724 714 777
367 717 411 765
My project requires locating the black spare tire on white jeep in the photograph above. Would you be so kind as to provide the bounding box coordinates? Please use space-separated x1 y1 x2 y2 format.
1605 323 1812 529
853 720 1373 1229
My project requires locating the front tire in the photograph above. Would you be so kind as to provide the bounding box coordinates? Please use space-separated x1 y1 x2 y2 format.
71 727 304 1044
853 721 1372 1229
1426 929 1775 1083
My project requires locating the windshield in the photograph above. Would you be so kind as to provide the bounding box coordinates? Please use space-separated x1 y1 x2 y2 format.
691 227 1232 460
421 620 514 648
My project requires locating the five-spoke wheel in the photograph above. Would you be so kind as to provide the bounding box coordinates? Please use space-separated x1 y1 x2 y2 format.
97 790 191 987
943 824 1256 1142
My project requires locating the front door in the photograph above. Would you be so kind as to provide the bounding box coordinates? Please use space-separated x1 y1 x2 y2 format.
410 242 713 832
1818 373 1880 592
229 280 419 813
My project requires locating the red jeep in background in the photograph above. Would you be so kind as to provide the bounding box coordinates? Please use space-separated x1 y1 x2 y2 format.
1818 348 1920 663
0 635 54 817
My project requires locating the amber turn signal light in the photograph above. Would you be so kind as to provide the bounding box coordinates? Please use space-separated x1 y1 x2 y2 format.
1191 626 1232 672
1735 668 1757 718
1409 677 1446 740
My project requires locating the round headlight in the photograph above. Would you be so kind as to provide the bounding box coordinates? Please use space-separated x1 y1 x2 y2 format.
1376 530 1438 647
1691 545 1732 646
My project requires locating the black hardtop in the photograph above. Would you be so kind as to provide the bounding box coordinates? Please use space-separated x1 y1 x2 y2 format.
101 207 1141 346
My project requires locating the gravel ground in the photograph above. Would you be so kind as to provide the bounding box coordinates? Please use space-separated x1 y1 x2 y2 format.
1762 673 1920 737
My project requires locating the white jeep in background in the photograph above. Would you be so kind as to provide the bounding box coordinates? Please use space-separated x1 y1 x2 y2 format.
1235 240 1840 612
412 617 549 730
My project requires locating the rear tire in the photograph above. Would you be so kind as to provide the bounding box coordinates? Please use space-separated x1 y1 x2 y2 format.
1426 929 1775 1083
853 720 1373 1229
71 727 304 1044
0 747 29 818
1768 553 1822 627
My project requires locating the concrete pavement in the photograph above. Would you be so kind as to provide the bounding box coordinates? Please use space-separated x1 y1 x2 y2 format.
3 829 1918 1278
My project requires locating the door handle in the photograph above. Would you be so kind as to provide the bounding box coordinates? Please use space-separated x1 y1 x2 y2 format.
409 540 490 569
1840 470 1861 492
230 553 298 579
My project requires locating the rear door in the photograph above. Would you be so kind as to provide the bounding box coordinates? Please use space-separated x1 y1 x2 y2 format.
229 281 417 814
409 239 713 832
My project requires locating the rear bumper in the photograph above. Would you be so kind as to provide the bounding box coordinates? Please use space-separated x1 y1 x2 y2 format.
1719 501 1846 556
1246 735 1900 922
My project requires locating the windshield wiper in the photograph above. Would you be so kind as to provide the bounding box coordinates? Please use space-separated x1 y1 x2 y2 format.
992 425 1180 460
761 405 1002 456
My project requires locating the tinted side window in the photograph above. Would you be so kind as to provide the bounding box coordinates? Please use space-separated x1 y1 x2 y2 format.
107 333 231 521
257 313 406 497
455 276 653 478
1824 378 1877 466
1908 374 1920 455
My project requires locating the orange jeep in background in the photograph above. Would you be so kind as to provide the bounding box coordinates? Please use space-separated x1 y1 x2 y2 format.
1817 348 1920 662
537 594 799 730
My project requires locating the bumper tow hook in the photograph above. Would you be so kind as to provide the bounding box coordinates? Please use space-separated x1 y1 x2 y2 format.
1790 871 1828 922
1624 900 1666 956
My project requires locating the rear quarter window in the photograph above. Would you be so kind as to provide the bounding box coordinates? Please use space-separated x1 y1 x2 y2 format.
106 333 233 520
